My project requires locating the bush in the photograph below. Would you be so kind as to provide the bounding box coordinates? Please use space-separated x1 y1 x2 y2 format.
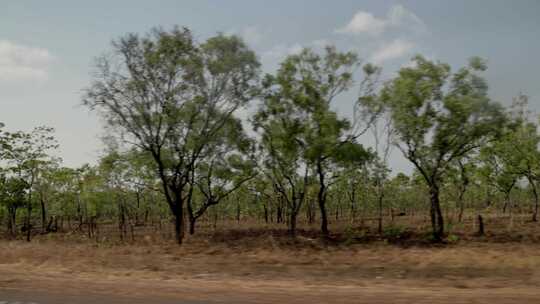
343 226 367 244
447 234 460 243
382 225 406 239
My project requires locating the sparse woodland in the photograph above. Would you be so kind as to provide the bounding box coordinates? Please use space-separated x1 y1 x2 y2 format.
2 26 540 246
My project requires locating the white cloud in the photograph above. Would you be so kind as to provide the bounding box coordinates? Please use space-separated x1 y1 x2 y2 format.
336 11 387 35
370 39 414 64
0 40 53 82
387 5 426 33
336 5 426 36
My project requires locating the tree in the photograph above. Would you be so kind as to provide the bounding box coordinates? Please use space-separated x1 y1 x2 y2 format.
2 126 58 241
33 160 62 232
84 27 260 244
373 55 505 240
484 94 540 221
357 63 394 233
257 47 370 237
335 164 370 224
188 116 257 235
446 158 475 223
479 150 518 214
254 73 311 237
0 176 27 236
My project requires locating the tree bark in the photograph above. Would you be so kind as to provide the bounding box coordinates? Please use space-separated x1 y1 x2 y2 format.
7 206 17 237
429 185 444 241
276 202 283 223
316 160 329 236
172 200 186 245
457 189 465 223
477 214 484 236
377 189 384 234
40 193 47 232
26 189 33 242
118 201 126 241
457 161 469 223
306 201 314 224
289 211 297 238
528 177 538 222
189 217 197 235
503 192 511 214
263 203 269 224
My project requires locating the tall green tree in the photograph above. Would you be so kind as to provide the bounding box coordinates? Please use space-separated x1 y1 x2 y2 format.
188 116 257 235
485 94 540 220
0 176 27 237
372 55 505 240
256 47 370 236
84 27 260 244
2 126 58 241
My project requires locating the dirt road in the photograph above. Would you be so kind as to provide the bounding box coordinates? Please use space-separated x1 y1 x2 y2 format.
2 240 540 303
2 284 539 304
0 289 207 304
1 267 539 304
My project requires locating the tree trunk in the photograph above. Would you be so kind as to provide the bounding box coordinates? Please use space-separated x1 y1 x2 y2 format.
306 201 314 224
457 187 466 223
528 177 538 222
118 202 126 241
318 191 329 236
7 206 17 237
26 189 33 242
316 160 329 236
172 201 185 245
289 211 297 238
213 212 218 229
350 201 356 223
377 190 384 234
189 216 197 235
40 193 47 232
276 203 283 223
477 214 484 236
135 191 140 225
263 203 269 224
503 192 511 215
429 185 444 241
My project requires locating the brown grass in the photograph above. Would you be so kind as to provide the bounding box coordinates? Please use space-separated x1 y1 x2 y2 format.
2 214 540 303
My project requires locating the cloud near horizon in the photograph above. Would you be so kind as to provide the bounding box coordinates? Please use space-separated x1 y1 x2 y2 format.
0 40 53 83
336 5 426 36
370 39 415 64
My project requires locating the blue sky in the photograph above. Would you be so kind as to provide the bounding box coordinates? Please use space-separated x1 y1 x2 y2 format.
1 0 539 172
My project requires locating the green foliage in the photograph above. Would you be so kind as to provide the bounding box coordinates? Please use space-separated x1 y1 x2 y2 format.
84 26 262 242
1 29 539 246
378 55 505 185
447 234 460 243
364 55 506 238
254 46 371 235
343 225 367 244
382 225 407 239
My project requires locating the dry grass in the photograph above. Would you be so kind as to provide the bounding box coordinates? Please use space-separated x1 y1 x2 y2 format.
2 218 540 287
2 214 540 303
